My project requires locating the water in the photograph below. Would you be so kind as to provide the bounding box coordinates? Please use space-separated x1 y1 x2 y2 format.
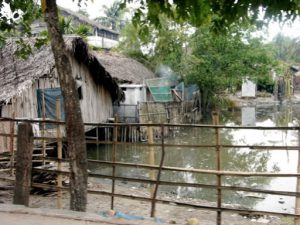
87 104 300 214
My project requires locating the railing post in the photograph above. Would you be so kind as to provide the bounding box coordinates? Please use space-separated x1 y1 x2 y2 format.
148 122 155 196
150 124 166 217
212 111 222 225
56 97 62 209
13 122 33 206
111 116 118 210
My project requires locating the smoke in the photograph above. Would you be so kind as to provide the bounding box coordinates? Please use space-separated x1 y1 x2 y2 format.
155 64 174 78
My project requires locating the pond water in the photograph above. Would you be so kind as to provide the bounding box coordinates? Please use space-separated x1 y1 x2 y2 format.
87 104 300 214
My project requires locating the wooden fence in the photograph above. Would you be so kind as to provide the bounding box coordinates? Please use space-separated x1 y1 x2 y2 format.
1 117 300 225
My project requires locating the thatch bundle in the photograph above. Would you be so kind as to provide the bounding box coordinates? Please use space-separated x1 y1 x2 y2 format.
0 39 54 103
95 51 156 84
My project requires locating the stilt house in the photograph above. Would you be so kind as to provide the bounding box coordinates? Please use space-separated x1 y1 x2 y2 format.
0 36 123 152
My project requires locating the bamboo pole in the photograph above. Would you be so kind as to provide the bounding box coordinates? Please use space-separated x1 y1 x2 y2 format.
212 111 222 225
42 91 46 166
88 159 300 177
151 124 165 217
148 122 155 197
96 127 99 161
56 97 62 209
111 116 118 210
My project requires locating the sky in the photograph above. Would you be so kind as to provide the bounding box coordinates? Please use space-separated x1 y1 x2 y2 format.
57 0 116 19
56 0 300 42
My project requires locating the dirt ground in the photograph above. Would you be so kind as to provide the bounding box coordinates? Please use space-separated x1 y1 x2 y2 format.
0 174 294 225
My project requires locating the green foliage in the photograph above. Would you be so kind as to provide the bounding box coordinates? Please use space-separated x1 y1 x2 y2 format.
117 21 149 62
257 75 275 93
59 16 73 34
121 0 300 32
183 27 275 112
270 33 300 63
118 14 188 76
73 24 92 37
0 0 42 57
15 37 32 59
95 0 127 31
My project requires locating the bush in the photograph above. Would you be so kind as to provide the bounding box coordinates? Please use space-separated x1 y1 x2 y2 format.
257 76 274 93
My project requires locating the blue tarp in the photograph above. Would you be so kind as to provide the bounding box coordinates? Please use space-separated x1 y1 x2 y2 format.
37 88 65 123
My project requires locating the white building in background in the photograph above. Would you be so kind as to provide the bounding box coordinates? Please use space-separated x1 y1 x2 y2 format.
242 79 256 98
87 36 118 49
31 6 119 49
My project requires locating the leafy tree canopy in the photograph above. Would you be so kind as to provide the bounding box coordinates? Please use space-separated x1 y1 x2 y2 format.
121 0 300 32
270 33 300 63
183 27 275 111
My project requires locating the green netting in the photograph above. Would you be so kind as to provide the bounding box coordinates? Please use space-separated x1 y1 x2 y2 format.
146 78 173 102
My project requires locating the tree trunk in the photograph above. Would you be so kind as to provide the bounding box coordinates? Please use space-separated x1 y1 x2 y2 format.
41 0 87 211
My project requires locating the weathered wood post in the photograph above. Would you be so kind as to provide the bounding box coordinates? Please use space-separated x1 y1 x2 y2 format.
148 122 155 196
13 122 33 206
212 111 222 225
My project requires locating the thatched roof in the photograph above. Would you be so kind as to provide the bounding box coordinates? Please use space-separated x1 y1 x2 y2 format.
0 36 122 103
95 51 156 84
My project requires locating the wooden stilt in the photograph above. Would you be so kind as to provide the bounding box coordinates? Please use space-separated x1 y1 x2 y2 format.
13 122 33 206
212 111 222 225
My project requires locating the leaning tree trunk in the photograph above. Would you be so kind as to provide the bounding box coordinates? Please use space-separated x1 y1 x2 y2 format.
41 0 87 211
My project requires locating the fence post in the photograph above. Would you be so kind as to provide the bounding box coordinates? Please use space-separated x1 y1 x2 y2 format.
295 129 300 225
150 124 166 217
111 116 118 210
148 122 155 196
56 97 62 209
9 111 15 176
212 111 222 225
13 122 33 206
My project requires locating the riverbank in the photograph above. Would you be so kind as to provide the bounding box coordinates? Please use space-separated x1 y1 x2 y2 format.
227 91 300 107
0 174 293 225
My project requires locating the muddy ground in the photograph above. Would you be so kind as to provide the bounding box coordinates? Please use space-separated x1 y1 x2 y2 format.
0 173 294 225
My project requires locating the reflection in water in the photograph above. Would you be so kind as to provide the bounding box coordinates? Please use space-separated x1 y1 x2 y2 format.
87 104 300 214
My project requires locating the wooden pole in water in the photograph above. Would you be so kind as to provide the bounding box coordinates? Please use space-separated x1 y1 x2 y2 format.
56 97 62 209
148 121 155 197
13 122 33 206
212 111 222 225
295 130 300 225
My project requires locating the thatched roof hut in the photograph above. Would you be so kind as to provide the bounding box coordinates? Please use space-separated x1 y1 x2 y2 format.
0 36 122 104
95 51 156 84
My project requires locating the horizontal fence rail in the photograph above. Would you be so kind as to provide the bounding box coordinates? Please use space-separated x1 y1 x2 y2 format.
1 117 300 225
